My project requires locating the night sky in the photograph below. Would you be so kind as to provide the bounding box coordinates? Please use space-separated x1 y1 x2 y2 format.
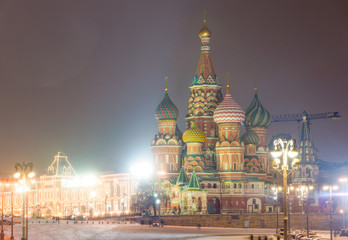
0 1 347 176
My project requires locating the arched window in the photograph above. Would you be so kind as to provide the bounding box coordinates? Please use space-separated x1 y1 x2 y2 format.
238 183 242 188
208 183 212 188
201 184 205 189
213 183 217 188
251 184 254 189
234 183 237 188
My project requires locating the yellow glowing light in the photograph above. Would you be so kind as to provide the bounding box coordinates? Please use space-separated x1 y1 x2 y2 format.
14 172 20 179
28 172 35 178
288 149 298 158
339 177 348 183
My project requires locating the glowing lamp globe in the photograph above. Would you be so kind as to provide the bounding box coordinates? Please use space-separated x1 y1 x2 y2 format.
288 149 299 158
14 172 20 179
271 149 282 158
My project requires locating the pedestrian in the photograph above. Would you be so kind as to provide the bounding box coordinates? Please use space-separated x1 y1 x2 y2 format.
258 236 261 240
277 235 280 240
250 234 253 240
264 236 268 240
197 223 201 230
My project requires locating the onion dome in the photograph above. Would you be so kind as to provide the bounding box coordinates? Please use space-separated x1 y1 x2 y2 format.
155 92 179 120
244 90 271 127
199 18 211 38
183 120 206 143
241 126 260 145
213 87 245 124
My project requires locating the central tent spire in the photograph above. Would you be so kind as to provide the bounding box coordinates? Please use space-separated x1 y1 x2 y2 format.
194 12 216 85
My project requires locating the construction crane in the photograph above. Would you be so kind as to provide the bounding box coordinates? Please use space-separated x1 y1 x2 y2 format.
271 111 341 137
272 111 341 123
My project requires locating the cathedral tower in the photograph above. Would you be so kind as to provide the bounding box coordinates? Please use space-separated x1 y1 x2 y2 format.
293 111 319 183
213 84 245 174
186 16 223 169
151 85 183 174
244 88 272 174
182 120 206 172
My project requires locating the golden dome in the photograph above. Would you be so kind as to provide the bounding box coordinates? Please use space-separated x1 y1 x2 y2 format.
183 120 206 143
199 20 211 38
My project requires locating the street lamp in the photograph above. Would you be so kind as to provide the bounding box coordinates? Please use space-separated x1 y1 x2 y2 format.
271 138 299 240
14 162 35 240
340 209 345 229
297 184 314 238
271 185 282 233
156 197 161 224
0 180 5 240
323 184 338 240
104 192 108 220
5 181 17 240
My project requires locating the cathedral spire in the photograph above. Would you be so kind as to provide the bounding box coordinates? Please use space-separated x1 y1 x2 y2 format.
194 12 216 85
300 110 310 141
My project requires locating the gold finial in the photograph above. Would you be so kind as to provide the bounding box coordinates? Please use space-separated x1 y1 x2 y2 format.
165 76 168 93
226 72 230 91
204 10 206 23
199 10 211 38
254 75 258 93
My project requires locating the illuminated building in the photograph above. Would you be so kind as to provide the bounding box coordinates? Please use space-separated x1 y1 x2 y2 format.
1 152 133 218
151 16 277 214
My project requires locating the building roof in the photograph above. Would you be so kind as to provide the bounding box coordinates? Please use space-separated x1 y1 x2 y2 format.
155 92 179 120
186 171 201 190
244 91 271 127
176 167 189 186
241 126 260 145
183 120 206 143
46 152 78 177
213 87 245 124
193 18 217 85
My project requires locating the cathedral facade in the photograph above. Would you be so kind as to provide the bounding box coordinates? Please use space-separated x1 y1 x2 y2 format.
151 18 278 215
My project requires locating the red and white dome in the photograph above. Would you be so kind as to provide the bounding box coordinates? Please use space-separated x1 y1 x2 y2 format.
213 89 245 124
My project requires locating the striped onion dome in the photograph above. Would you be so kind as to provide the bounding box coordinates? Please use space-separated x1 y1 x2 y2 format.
183 120 206 143
213 89 245 124
155 92 179 120
241 127 260 145
244 92 271 127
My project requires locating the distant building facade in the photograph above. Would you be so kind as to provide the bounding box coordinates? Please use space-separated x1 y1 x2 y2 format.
1 152 133 218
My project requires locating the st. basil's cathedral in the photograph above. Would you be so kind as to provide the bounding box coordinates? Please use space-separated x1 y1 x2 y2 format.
151 17 320 215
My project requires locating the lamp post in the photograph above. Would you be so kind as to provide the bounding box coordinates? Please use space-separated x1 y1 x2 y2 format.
155 197 161 223
104 192 108 220
0 181 4 240
323 184 338 240
340 210 345 229
271 138 299 240
272 185 282 233
6 181 16 240
297 184 314 238
339 177 348 229
14 162 35 240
